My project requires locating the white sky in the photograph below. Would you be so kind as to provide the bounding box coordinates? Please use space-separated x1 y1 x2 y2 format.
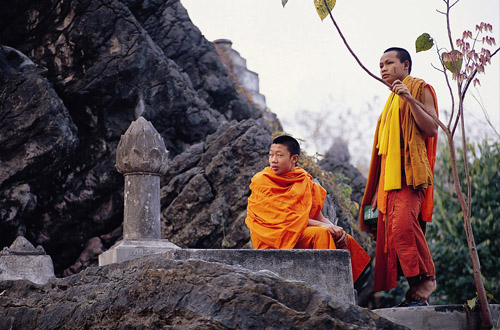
181 0 499 164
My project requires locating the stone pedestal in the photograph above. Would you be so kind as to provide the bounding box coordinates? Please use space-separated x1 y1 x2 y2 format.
0 236 55 284
98 116 179 266
98 239 180 265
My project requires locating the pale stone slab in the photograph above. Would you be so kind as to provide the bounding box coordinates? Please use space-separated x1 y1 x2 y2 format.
98 239 180 266
0 255 55 284
0 236 55 285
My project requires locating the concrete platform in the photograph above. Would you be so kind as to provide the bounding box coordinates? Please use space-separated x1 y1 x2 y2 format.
373 304 500 330
159 249 356 304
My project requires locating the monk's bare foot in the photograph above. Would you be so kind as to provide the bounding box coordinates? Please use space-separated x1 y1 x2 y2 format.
409 276 436 301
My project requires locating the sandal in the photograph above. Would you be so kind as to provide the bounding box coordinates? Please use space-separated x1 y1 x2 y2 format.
396 299 429 307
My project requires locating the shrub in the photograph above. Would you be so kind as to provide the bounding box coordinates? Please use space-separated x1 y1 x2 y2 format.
428 138 500 304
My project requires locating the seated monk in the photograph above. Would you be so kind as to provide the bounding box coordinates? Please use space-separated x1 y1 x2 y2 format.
245 135 371 282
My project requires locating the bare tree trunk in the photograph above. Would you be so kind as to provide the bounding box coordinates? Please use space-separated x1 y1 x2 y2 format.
446 133 492 329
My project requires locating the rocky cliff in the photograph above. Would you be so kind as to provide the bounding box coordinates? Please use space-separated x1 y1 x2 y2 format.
0 0 274 276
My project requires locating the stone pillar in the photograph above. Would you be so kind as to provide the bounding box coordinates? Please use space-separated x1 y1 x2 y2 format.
0 236 55 285
115 116 168 239
99 116 179 266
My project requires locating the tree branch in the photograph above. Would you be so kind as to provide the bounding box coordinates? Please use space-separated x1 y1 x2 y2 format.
434 42 456 130
321 0 390 88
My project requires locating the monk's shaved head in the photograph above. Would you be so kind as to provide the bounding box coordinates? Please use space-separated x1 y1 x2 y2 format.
384 47 412 74
272 135 300 158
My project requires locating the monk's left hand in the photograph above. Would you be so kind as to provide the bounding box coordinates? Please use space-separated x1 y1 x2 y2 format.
335 231 348 248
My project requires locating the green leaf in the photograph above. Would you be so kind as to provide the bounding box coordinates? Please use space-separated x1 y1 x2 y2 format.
416 33 434 53
441 50 463 73
467 297 478 310
314 0 336 21
282 0 288 7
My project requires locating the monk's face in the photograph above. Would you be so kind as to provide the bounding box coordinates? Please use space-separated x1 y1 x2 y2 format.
379 51 409 84
269 143 298 175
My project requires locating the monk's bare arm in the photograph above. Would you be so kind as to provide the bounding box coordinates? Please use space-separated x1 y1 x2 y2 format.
309 212 348 246
391 81 438 137
314 212 334 225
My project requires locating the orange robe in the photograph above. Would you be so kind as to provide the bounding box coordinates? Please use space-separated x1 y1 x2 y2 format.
246 167 370 282
359 76 438 291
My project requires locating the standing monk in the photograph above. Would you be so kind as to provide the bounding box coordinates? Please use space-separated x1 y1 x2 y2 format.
359 47 439 306
246 135 370 283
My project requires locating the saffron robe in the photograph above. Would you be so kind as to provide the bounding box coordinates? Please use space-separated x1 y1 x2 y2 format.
246 167 370 282
358 76 438 291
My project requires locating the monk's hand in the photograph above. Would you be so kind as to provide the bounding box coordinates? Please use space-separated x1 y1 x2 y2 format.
329 225 347 248
370 195 377 212
391 80 411 99
335 231 348 248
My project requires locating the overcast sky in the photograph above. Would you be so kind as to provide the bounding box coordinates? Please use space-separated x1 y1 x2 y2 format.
181 0 499 161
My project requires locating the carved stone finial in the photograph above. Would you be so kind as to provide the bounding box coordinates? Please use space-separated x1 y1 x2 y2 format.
0 236 46 256
115 116 169 176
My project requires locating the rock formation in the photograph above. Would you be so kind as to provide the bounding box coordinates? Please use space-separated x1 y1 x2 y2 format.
320 139 367 205
0 0 272 275
0 254 408 330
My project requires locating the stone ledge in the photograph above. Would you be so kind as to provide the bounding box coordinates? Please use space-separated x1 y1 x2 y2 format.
373 304 500 330
159 249 356 304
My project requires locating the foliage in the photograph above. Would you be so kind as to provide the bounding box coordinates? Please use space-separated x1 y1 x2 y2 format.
416 22 496 87
282 0 336 21
428 139 500 304
299 152 357 219
313 0 336 20
415 33 434 53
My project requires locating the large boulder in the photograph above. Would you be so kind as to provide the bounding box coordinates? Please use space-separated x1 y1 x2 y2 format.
0 254 408 329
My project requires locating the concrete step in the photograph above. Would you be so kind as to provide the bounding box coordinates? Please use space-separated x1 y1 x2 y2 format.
159 249 356 304
373 304 500 330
